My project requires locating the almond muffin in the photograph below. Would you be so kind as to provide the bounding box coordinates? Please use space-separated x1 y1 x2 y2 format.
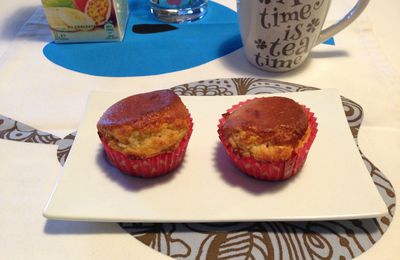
97 89 193 177
218 96 317 181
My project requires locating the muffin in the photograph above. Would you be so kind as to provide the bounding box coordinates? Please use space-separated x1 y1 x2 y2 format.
218 96 317 181
97 89 193 177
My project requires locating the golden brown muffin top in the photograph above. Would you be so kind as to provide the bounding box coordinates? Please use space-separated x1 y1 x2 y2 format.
97 90 190 159
222 96 308 147
97 89 187 128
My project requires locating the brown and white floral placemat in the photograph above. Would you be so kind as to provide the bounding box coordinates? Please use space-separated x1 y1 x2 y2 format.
0 78 395 259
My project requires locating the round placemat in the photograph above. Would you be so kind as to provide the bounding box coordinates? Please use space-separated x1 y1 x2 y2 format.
0 78 395 259
42 0 241 77
121 78 395 260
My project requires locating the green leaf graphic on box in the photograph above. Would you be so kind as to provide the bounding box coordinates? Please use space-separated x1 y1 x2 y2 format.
42 0 73 8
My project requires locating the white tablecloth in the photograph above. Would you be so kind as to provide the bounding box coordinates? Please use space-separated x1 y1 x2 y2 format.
0 0 399 259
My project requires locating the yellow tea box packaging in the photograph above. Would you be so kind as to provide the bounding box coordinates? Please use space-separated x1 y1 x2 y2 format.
42 0 129 43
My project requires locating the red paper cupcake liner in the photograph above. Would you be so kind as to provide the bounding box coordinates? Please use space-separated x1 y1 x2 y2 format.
101 117 193 178
217 98 318 181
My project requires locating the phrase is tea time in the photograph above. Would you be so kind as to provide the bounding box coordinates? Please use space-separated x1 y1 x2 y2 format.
253 0 325 70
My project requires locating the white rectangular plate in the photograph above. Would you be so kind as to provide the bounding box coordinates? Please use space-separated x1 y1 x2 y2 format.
44 89 387 222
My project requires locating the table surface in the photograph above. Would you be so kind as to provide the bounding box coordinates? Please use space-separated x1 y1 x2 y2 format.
0 0 399 259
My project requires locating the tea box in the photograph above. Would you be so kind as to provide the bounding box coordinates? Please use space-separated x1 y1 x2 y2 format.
42 0 129 43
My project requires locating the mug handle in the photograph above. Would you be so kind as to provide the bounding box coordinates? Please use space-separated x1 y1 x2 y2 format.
315 0 370 45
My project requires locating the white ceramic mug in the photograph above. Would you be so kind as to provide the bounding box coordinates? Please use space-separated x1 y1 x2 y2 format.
237 0 370 72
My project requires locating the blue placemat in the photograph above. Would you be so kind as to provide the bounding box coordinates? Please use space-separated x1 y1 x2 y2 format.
43 0 335 77
43 0 241 77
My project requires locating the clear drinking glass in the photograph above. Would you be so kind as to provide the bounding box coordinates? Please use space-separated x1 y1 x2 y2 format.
150 0 208 23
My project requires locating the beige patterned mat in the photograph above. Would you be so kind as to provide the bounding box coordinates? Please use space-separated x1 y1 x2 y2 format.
0 78 395 260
